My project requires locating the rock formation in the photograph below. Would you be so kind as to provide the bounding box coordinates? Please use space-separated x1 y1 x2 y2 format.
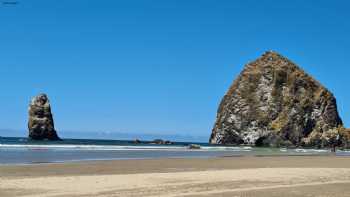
150 139 173 145
210 51 346 147
28 94 60 140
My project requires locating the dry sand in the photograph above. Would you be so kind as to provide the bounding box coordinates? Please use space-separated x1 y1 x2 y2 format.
1 156 350 197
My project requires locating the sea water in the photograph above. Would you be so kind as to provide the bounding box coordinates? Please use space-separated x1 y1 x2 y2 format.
0 137 348 165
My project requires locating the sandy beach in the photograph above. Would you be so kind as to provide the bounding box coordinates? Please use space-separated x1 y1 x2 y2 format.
1 156 350 197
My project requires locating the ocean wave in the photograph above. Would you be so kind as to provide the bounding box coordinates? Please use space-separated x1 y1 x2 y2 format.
0 144 188 151
0 144 343 154
0 144 242 151
0 144 257 152
201 146 252 151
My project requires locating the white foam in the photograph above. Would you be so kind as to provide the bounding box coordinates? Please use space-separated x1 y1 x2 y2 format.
201 146 252 151
0 144 187 151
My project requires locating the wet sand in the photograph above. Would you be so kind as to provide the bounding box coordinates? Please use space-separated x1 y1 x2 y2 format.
1 156 350 197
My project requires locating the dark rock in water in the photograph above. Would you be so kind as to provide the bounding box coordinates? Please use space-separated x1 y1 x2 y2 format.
133 139 141 144
150 139 173 145
28 94 60 140
150 139 164 144
164 140 174 145
210 51 345 147
188 144 201 149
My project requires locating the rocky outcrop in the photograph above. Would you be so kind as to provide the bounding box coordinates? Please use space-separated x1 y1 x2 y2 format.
150 139 174 145
210 51 345 147
28 94 60 140
188 144 201 149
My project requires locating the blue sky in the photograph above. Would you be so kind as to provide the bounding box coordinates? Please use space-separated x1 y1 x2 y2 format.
1 0 350 139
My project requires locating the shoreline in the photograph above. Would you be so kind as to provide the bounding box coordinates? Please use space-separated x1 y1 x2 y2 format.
1 156 350 196
0 152 341 166
1 155 349 176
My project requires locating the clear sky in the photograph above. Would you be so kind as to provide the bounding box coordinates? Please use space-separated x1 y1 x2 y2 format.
1 0 350 139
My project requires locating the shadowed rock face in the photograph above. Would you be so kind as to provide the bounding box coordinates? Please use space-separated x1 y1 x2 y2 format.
28 94 60 140
210 51 343 147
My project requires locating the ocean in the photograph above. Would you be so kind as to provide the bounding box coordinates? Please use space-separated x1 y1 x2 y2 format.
0 137 348 165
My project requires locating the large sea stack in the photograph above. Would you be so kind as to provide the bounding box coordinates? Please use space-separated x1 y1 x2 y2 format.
28 94 60 140
210 51 348 147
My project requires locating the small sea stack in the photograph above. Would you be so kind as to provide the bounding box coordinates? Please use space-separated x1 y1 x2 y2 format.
28 93 61 140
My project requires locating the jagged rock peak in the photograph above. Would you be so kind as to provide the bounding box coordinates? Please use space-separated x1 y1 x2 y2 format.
28 93 60 140
210 51 344 147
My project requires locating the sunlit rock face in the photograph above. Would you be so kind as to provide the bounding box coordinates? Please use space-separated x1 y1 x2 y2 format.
210 51 343 147
28 94 60 140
